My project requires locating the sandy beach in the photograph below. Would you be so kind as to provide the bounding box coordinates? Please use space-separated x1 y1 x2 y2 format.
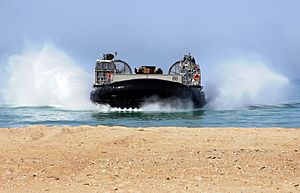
0 126 299 193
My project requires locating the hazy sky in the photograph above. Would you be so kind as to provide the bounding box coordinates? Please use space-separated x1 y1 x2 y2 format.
1 0 300 78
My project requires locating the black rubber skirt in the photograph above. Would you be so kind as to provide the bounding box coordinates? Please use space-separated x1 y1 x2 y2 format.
90 79 205 109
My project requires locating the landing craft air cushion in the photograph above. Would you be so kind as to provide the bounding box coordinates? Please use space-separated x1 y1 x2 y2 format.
90 53 206 109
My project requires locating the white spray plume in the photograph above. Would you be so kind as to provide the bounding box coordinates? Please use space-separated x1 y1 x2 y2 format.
140 97 194 112
0 43 290 112
1 42 95 110
203 57 290 110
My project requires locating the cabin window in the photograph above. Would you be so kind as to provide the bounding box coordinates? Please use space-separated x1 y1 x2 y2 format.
101 62 114 70
96 62 115 70
96 71 104 82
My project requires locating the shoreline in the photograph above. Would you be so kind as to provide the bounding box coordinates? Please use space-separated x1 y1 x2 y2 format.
4 125 300 130
0 125 299 192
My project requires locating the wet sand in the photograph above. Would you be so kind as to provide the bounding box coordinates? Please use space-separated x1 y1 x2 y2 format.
0 125 299 193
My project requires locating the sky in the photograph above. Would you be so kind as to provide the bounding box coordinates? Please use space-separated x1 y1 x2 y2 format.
1 0 300 78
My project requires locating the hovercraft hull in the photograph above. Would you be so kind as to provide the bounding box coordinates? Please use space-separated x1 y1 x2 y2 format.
90 79 205 109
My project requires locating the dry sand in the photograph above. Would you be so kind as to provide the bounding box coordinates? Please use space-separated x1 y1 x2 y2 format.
0 125 299 193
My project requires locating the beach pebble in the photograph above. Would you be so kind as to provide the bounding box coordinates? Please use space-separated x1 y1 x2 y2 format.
258 166 266 170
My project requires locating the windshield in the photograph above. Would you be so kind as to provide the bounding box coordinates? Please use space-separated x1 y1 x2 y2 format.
96 62 115 70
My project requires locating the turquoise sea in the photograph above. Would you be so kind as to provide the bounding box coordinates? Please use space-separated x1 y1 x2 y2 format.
1 80 299 128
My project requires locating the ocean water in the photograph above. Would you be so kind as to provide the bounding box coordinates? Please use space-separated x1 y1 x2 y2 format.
0 103 298 128
0 94 299 128
0 43 299 128
0 80 299 128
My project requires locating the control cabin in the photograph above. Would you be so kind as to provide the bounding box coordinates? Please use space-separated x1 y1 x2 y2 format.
94 53 201 87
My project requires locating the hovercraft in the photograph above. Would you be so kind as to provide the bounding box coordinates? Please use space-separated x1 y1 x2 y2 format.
90 52 206 109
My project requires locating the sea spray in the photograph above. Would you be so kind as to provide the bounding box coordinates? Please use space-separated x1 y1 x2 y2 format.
95 97 194 112
0 43 291 112
1 42 95 110
203 57 290 110
96 104 141 112
140 97 194 112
